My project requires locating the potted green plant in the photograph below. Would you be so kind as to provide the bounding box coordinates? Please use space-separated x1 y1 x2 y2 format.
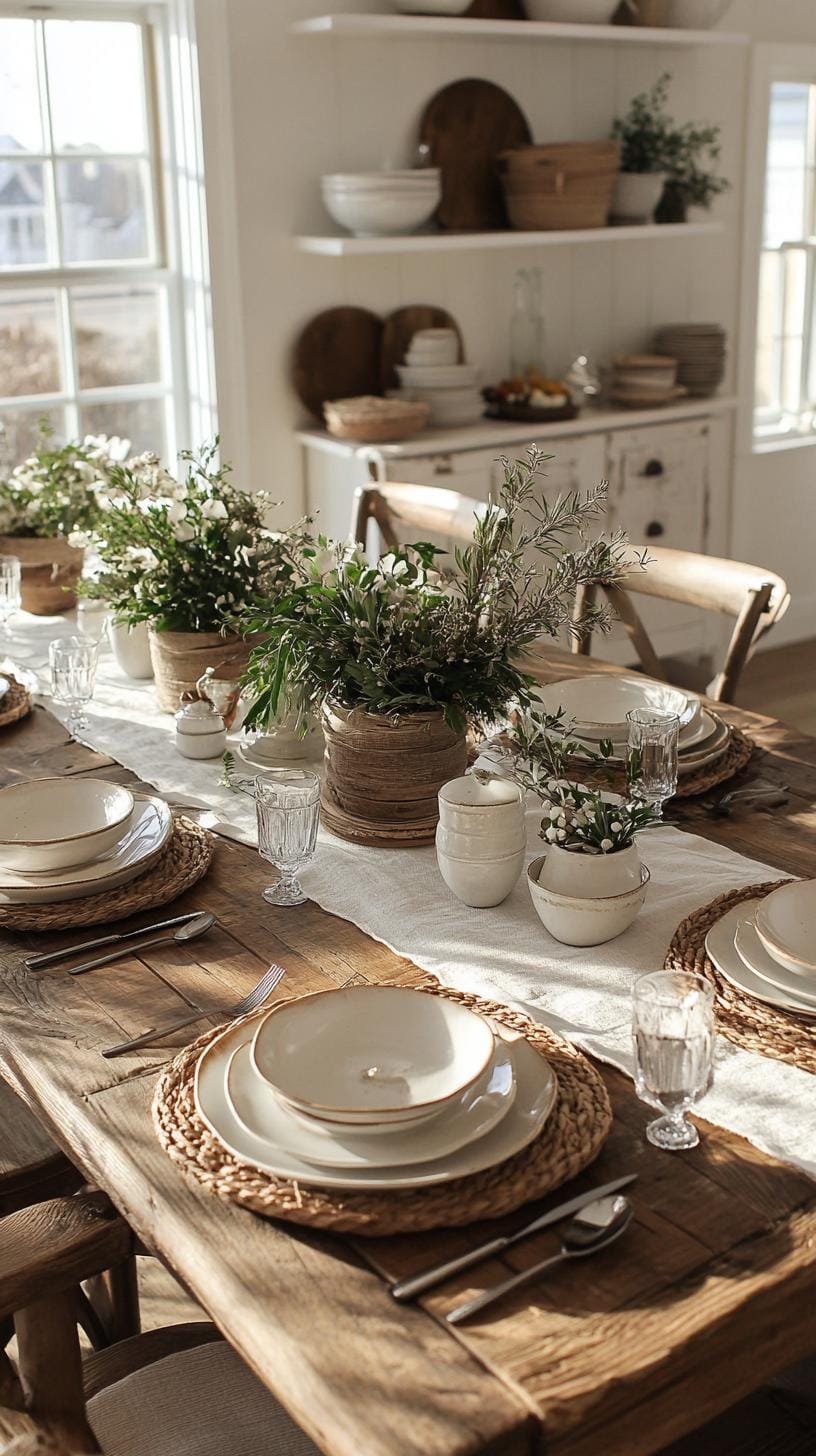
655 120 730 224
242 448 635 847
0 425 126 614
610 72 676 224
79 441 305 709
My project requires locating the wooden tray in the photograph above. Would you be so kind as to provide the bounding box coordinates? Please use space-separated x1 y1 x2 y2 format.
418 79 532 231
485 401 578 424
292 307 384 422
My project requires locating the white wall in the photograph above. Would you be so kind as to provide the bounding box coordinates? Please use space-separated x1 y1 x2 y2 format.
196 0 816 642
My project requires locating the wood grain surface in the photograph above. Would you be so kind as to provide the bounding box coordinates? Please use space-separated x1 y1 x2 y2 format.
418 80 532 231
1 654 815 1456
291 307 384 422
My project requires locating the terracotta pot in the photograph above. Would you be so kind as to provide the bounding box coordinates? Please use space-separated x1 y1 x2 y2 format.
148 627 259 713
0 535 84 616
321 701 468 847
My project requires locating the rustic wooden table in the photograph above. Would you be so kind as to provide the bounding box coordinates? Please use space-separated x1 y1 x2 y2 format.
1 648 815 1456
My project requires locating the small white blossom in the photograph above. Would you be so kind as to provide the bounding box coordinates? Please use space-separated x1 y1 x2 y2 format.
173 520 195 543
167 500 188 525
600 838 614 852
545 826 559 843
201 498 228 521
556 829 567 841
67 528 90 548
610 821 623 833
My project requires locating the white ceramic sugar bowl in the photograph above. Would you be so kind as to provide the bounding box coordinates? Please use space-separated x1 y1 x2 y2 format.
174 698 227 760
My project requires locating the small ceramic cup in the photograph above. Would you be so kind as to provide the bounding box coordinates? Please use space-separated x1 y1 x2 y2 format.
437 844 526 909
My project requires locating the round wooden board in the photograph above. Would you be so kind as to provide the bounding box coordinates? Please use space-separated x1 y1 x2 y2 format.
418 79 532 231
466 0 526 18
292 307 384 422
380 305 464 390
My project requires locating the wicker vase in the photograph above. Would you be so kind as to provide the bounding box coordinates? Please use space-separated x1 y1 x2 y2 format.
148 627 258 713
320 700 468 848
0 534 84 616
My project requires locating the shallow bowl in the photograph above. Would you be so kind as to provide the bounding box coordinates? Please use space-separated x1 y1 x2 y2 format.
527 856 650 946
322 184 440 237
437 844 526 909
251 985 495 1125
0 778 134 872
754 881 816 979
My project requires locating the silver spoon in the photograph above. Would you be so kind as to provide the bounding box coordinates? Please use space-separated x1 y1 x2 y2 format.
447 1194 634 1324
69 911 216 976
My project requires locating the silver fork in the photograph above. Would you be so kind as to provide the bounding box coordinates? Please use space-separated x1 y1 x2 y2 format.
101 962 287 1059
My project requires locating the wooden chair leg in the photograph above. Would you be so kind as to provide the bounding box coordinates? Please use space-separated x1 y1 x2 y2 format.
83 1257 140 1345
571 581 597 655
14 1292 98 1452
74 1291 110 1354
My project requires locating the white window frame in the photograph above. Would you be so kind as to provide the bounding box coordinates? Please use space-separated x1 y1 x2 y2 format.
738 43 816 457
0 0 217 460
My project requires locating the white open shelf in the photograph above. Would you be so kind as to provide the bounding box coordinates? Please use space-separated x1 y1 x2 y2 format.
296 220 722 257
290 14 749 47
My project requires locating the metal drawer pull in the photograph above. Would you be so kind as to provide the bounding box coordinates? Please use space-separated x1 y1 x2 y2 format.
645 520 665 539
640 458 665 477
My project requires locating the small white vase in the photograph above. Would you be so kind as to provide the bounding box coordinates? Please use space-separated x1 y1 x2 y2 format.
537 840 642 898
611 172 666 224
109 620 153 680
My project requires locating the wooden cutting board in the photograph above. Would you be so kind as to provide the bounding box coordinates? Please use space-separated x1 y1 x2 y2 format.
466 0 527 18
418 79 532 231
380 306 464 390
292 307 384 422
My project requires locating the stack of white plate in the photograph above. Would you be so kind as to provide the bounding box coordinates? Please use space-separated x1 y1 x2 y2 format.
530 673 731 778
0 777 172 904
321 170 441 238
194 985 558 1191
653 324 726 398
705 882 816 1020
395 361 483 427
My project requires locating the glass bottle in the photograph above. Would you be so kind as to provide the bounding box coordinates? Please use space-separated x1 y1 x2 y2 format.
509 268 545 377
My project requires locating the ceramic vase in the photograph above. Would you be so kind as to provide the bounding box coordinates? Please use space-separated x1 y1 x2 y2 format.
109 620 153 680
536 840 642 898
610 172 667 224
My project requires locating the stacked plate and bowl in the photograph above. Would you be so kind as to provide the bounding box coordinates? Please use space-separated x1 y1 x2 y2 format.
394 327 483 427
706 881 816 1020
653 324 726 397
321 170 441 238
0 777 172 906
194 985 558 1192
530 673 732 780
609 354 684 409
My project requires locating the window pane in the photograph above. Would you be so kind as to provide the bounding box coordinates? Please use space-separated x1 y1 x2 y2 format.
0 289 62 398
0 161 49 268
58 158 149 263
763 83 811 246
45 21 147 154
0 20 44 153
81 398 166 458
73 285 163 390
0 405 66 477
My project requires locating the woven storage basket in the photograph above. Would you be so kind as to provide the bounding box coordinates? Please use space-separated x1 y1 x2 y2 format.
0 535 84 615
499 142 620 231
324 396 429 443
148 628 260 713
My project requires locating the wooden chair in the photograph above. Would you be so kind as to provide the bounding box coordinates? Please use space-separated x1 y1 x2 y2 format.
351 482 486 554
571 544 790 703
0 1193 320 1456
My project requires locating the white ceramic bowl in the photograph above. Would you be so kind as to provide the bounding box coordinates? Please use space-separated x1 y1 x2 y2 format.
437 844 526 908
527 856 650 946
438 775 525 835
754 881 816 979
0 778 134 872
322 184 440 237
436 823 527 863
664 0 733 28
524 0 616 20
394 0 471 12
397 363 479 388
322 170 441 190
251 986 495 1125
531 673 696 738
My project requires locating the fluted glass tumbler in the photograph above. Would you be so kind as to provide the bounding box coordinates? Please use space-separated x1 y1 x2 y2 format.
256 769 320 907
632 970 715 1151
49 635 99 736
0 556 21 643
626 708 680 817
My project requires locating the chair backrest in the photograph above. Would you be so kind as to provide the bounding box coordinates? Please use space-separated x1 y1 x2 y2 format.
351 483 486 554
572 543 791 703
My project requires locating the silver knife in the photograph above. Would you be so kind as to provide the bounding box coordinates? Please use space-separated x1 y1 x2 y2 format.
390 1173 638 1302
24 912 202 971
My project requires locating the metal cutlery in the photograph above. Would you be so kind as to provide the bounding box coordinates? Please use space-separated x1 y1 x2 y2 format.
447 1193 634 1325
24 911 204 971
101 961 287 1059
69 911 215 976
390 1173 637 1303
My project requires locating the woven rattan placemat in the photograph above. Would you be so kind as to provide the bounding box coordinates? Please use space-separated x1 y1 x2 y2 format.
664 881 816 1075
0 816 215 932
0 676 32 729
153 983 612 1235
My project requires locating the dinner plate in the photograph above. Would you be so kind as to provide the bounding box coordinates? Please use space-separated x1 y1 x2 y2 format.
544 709 726 773
733 916 816 1008
754 880 816 977
225 1030 516 1169
531 674 697 739
0 794 172 904
195 1017 558 1190
705 900 816 1019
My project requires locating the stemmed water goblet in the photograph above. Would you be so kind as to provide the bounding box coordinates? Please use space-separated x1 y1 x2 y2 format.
0 555 21 657
626 708 680 818
255 769 320 907
48 635 99 737
632 969 715 1151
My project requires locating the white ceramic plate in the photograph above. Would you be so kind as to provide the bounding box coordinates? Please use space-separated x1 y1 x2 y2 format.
543 709 725 773
705 900 816 1019
754 880 816 977
733 916 816 1008
225 1031 516 1169
250 985 495 1125
196 1019 558 1191
531 674 697 738
0 794 172 904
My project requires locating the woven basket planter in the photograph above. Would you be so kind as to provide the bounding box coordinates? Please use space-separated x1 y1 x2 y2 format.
0 534 84 615
499 141 620 231
148 627 258 713
321 701 467 846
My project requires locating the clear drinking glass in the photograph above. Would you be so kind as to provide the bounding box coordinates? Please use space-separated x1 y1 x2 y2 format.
255 769 320 907
0 556 21 642
48 635 99 736
626 708 680 817
632 970 715 1151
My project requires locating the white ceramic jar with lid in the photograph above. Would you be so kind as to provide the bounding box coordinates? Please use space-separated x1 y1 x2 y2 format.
174 697 227 759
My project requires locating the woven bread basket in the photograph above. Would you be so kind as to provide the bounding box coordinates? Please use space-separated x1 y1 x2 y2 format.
499 141 620 231
324 395 429 443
